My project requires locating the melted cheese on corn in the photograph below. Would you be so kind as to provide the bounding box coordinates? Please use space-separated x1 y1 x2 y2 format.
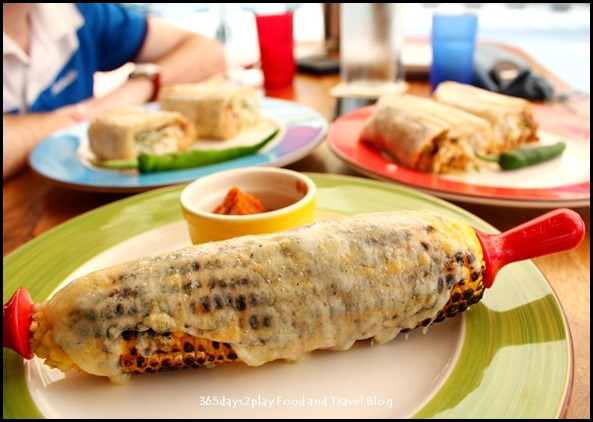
30 210 483 384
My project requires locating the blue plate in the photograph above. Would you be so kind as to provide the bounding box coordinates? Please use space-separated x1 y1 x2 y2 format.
29 98 328 193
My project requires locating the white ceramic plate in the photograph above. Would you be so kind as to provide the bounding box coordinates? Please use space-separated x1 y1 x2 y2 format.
29 98 328 193
3 174 572 418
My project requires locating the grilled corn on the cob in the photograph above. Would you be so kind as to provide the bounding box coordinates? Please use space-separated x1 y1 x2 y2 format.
29 209 485 384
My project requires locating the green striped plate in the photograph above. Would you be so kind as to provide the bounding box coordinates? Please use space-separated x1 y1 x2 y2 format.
3 173 571 419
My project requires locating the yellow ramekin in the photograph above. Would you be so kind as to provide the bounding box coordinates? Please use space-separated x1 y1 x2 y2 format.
180 167 317 244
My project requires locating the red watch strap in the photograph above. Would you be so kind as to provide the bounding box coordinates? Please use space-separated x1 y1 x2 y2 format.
149 72 161 102
129 64 162 103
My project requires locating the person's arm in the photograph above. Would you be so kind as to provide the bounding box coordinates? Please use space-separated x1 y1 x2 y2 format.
67 17 228 123
3 16 227 182
81 17 228 117
138 16 227 87
3 106 82 181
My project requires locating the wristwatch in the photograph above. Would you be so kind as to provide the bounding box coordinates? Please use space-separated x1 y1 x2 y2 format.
129 63 162 102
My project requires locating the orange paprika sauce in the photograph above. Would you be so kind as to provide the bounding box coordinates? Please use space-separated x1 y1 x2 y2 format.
213 187 268 215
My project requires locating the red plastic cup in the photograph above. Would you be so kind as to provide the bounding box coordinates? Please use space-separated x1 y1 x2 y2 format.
254 12 295 88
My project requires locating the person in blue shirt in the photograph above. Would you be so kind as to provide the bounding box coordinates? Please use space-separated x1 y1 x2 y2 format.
3 3 227 181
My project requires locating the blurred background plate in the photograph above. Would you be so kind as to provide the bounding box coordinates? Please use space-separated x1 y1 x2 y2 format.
328 103 590 208
29 98 328 193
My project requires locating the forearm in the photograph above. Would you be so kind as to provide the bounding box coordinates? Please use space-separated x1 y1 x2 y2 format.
3 110 78 181
84 28 227 113
137 17 227 87
155 34 227 86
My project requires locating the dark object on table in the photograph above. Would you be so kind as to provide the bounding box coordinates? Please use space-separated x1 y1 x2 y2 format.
297 55 340 75
473 45 555 101
334 97 376 119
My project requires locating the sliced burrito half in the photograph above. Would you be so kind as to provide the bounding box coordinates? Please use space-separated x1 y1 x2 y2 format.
88 106 196 161
360 93 494 174
433 81 539 153
158 83 261 140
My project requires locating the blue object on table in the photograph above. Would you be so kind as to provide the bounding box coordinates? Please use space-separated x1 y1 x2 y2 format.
430 13 478 91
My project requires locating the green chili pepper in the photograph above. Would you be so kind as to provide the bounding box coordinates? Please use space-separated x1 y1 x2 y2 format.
95 128 279 173
94 158 139 170
476 142 566 170
138 128 279 173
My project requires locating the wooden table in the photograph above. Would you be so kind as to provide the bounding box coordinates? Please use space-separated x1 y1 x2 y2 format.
3 43 589 419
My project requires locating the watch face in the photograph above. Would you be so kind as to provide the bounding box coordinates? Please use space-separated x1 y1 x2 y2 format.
132 63 161 77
